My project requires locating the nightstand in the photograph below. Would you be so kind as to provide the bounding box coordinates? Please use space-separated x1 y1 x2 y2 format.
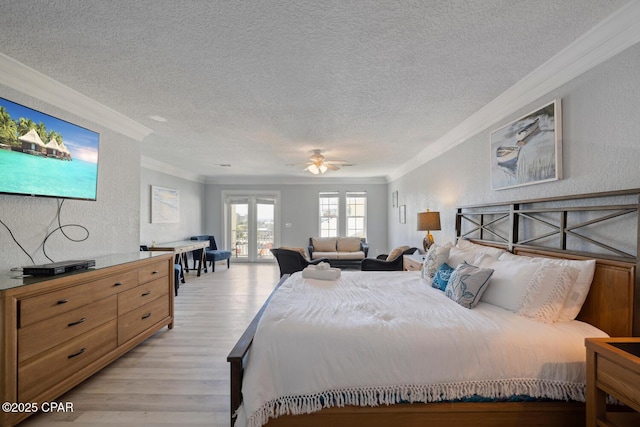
403 253 424 271
585 337 640 427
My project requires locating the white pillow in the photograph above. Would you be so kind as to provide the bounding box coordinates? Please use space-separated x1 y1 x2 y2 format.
447 240 505 268
498 252 595 321
447 246 477 269
421 243 451 280
517 263 578 323
477 255 542 312
456 239 507 258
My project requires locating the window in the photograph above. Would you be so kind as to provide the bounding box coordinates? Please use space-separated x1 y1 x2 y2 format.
319 192 339 237
318 191 367 238
346 192 366 238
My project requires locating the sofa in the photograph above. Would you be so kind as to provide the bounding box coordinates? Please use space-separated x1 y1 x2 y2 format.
308 237 369 268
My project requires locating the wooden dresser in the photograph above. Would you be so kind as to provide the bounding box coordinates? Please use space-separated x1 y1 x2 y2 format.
0 252 174 426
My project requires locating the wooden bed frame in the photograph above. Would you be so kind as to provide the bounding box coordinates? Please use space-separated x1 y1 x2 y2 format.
228 189 640 427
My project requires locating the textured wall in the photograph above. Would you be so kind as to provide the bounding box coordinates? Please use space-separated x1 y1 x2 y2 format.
0 87 141 271
389 43 640 251
139 168 205 246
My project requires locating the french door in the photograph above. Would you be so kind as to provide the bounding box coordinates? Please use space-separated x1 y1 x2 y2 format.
223 192 280 262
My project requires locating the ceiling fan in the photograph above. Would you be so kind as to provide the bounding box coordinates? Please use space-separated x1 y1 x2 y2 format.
303 150 349 174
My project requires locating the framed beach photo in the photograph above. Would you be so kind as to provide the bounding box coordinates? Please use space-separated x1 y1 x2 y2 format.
151 185 180 223
490 99 562 190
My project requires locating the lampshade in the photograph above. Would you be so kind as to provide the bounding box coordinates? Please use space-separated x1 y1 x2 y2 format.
417 211 441 252
417 211 441 231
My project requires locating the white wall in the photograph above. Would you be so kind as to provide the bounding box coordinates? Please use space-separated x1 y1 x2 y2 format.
139 167 205 246
204 182 389 257
388 43 640 251
0 87 141 271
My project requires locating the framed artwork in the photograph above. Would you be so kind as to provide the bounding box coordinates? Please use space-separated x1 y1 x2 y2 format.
399 205 406 224
490 99 562 190
392 190 398 208
151 185 180 223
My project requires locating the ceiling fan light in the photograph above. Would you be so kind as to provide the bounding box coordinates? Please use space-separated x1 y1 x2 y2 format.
319 163 328 173
307 163 320 174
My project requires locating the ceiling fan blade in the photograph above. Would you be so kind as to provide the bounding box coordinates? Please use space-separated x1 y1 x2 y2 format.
325 163 340 171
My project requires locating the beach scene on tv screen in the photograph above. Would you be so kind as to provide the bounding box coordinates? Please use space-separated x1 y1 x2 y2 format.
0 97 99 200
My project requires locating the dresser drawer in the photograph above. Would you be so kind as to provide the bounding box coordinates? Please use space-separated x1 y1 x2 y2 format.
18 295 117 363
138 260 169 284
118 277 168 315
118 296 170 345
18 319 117 402
19 285 94 327
91 270 139 301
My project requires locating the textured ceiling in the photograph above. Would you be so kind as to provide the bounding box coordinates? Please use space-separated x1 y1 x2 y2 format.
0 0 630 182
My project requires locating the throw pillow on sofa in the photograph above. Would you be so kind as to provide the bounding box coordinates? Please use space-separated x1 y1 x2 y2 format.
312 237 337 252
337 237 362 252
386 245 410 261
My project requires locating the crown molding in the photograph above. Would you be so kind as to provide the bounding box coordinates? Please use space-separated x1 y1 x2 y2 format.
204 175 388 186
387 1 640 182
140 157 388 186
141 156 205 182
0 52 152 141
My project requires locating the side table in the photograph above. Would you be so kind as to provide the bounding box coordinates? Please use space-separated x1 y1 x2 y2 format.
585 337 640 427
403 253 424 271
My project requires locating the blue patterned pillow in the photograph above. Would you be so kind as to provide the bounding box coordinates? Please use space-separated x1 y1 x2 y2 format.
445 262 494 309
431 263 454 291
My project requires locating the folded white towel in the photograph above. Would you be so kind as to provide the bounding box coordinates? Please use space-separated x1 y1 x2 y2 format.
302 265 341 280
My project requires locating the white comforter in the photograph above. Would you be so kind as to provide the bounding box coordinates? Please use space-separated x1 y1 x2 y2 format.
236 271 607 427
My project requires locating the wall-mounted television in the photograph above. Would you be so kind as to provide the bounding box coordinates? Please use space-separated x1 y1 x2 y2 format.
0 97 99 201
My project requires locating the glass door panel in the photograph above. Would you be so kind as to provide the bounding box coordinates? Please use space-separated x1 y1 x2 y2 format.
230 200 249 260
256 200 275 260
225 193 279 263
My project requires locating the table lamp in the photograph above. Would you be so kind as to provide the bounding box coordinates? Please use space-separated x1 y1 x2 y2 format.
417 210 441 252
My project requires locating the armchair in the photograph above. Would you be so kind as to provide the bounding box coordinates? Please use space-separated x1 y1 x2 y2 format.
361 247 418 271
190 235 232 272
270 248 329 277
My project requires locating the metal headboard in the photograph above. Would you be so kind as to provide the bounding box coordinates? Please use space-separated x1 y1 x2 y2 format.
456 188 640 263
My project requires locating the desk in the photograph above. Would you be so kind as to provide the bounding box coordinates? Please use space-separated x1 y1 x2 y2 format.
403 253 424 271
149 240 209 279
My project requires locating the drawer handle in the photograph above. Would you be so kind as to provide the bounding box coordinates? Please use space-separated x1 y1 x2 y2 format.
57 299 69 305
68 348 86 359
151 270 159 275
68 317 86 327
141 291 152 297
113 282 123 287
141 312 152 320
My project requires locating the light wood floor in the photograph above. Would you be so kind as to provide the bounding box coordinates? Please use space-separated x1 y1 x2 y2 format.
20 262 280 426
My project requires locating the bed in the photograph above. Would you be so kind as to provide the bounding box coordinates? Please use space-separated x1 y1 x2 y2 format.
228 189 639 427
